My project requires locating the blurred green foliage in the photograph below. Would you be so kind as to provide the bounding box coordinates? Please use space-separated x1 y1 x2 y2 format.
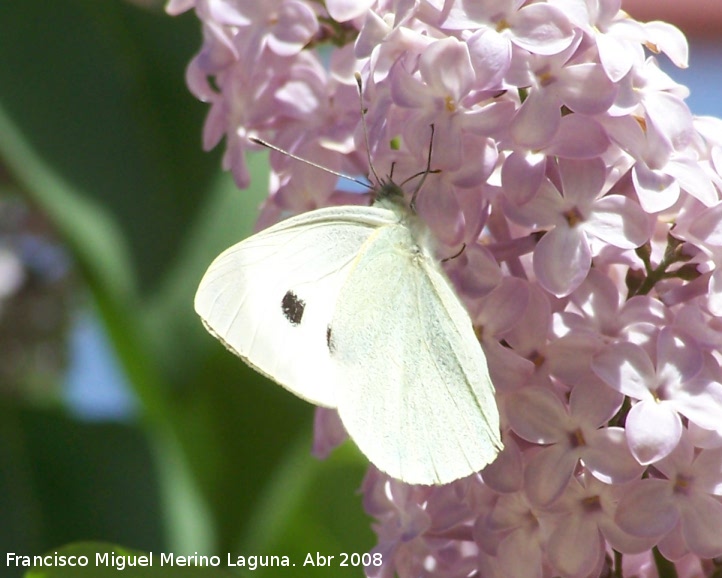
0 1 373 577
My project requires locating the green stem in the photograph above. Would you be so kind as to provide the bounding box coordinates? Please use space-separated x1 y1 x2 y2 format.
652 546 678 578
613 550 623 578
631 236 693 297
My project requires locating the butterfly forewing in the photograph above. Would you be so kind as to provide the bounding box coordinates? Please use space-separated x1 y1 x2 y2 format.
195 205 398 407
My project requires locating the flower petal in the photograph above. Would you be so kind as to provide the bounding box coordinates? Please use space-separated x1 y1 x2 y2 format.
643 21 689 69
584 427 644 484
626 400 683 464
482 439 524 493
596 32 633 82
419 37 475 102
498 526 544 578
679 492 722 558
569 380 623 427
547 332 608 387
632 163 679 213
688 202 722 246
501 151 548 205
592 342 657 400
511 89 560 149
616 479 678 538
312 407 347 458
664 157 718 207
657 328 704 385
325 0 375 22
506 386 569 443
534 225 591 297
585 195 651 249
467 27 512 90
548 513 604 577
557 157 607 206
547 114 611 159
510 3 575 55
476 276 530 335
525 444 579 506
558 63 617 115
694 448 722 495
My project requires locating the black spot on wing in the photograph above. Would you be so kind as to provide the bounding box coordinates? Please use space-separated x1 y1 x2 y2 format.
326 325 335 353
281 290 305 326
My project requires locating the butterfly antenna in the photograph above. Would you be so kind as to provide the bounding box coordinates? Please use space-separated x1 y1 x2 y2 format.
409 124 436 207
355 72 383 188
249 136 373 191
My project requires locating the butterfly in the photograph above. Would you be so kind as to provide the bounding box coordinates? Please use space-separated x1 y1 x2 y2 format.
194 124 502 485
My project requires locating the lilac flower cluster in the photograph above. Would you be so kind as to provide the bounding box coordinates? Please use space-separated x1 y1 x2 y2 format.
168 0 722 575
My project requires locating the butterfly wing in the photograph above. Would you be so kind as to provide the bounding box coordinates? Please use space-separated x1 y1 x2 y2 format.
329 222 502 484
195 205 397 407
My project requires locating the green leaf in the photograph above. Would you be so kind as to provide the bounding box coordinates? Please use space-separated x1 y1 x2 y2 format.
239 439 375 578
163 354 315 553
0 1 220 293
0 404 44 568
141 153 270 386
0 0 223 549
0 0 190 421
1 404 163 548
0 403 166 578
0 0 378 562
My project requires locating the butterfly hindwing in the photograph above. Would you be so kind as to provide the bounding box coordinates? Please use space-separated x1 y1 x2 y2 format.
195 204 398 407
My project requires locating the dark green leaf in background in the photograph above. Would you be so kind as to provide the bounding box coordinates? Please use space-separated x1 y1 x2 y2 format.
0 1 219 293
0 403 165 578
0 1 374 574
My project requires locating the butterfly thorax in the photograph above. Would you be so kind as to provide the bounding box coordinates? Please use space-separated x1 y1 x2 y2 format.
372 180 437 264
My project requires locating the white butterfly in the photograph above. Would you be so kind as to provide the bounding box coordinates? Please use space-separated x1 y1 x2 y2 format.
194 137 502 485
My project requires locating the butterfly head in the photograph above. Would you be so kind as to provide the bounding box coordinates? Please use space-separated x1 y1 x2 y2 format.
372 178 407 209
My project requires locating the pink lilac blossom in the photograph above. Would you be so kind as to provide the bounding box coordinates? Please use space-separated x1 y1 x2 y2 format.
170 0 722 575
